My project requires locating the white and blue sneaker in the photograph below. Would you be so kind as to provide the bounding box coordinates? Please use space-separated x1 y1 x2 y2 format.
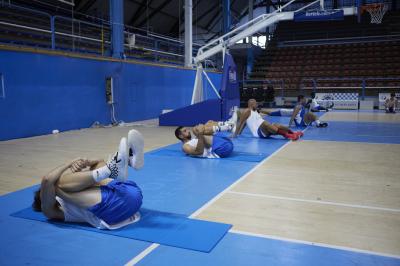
127 129 144 170
107 137 128 181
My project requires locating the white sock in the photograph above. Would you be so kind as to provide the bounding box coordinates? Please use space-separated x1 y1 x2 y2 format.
315 120 321 126
231 111 238 124
216 124 232 132
92 165 111 182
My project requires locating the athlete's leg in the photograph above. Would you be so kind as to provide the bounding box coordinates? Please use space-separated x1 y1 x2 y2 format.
259 121 299 140
259 121 278 134
304 112 317 124
57 160 107 192
304 113 328 127
56 186 102 209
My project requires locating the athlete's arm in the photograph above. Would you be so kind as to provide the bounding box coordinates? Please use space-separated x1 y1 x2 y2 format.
289 106 301 127
233 109 250 137
182 135 206 156
258 109 271 115
385 99 390 108
40 162 72 220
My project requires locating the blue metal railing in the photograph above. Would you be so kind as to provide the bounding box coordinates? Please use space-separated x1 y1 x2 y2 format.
300 77 400 99
239 79 286 97
0 1 207 66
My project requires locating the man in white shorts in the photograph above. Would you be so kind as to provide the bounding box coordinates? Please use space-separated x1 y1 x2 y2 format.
233 99 302 140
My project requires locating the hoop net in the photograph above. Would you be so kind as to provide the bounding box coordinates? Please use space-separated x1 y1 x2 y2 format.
361 3 389 24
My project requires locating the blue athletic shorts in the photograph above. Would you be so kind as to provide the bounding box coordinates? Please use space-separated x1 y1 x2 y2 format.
88 180 143 225
212 134 234 158
295 108 307 127
257 126 270 139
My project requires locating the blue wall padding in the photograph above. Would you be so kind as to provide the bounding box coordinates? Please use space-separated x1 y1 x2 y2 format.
220 53 240 121
11 207 232 253
159 99 221 126
137 232 400 266
0 50 222 140
158 53 240 126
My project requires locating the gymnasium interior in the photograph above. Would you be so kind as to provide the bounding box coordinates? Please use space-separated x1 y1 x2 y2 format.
0 0 399 265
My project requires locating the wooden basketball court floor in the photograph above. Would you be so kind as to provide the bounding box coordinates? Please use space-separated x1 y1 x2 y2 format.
0 111 399 265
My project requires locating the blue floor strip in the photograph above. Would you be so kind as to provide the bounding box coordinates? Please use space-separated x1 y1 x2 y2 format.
303 121 400 144
12 207 232 253
137 233 400 266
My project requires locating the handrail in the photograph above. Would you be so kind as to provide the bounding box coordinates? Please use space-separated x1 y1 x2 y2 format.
300 77 400 99
0 1 192 64
239 79 286 97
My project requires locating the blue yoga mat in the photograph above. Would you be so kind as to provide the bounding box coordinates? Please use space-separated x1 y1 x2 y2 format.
149 148 268 162
11 207 232 253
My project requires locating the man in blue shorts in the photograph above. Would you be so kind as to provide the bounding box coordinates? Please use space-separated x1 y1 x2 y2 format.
289 95 328 128
307 92 333 112
175 122 234 158
32 129 144 230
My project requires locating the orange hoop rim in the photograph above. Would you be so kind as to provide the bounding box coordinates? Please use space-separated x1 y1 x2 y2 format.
360 3 387 15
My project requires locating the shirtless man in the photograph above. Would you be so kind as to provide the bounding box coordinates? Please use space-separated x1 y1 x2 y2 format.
233 99 302 140
385 93 398 113
32 129 144 230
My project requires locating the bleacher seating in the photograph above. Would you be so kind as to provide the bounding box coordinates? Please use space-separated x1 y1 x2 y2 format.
247 10 400 98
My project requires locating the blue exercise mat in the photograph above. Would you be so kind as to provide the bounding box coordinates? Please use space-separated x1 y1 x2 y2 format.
149 148 268 162
11 207 232 253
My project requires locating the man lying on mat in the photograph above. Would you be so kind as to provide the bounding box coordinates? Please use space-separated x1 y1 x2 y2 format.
175 120 235 158
32 129 144 230
289 95 329 128
233 99 303 141
307 92 333 112
385 93 398 113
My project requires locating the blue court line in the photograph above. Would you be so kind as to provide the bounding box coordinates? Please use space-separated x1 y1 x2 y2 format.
303 121 400 144
137 233 400 266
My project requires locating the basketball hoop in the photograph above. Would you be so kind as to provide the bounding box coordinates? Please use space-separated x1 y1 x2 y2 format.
361 3 389 24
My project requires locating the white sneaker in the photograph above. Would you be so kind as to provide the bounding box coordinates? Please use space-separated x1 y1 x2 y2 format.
106 137 128 181
127 129 144 170
229 109 239 133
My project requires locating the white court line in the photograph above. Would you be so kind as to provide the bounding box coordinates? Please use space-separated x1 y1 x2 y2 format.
301 139 400 145
126 244 160 266
230 229 400 259
125 138 294 265
227 191 400 213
